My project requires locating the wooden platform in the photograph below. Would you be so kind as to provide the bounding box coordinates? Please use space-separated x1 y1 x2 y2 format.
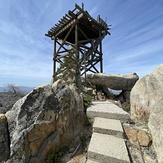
45 4 110 44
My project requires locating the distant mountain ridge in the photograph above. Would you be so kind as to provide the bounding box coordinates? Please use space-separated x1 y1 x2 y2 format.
0 86 34 93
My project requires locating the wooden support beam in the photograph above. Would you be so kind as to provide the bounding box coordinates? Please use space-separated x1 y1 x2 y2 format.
81 60 99 75
56 53 70 60
58 50 70 54
53 37 57 82
68 11 76 18
91 63 99 72
56 23 75 54
55 19 75 37
75 20 81 87
82 3 84 10
79 49 85 55
56 58 63 64
81 69 96 76
56 40 69 52
55 13 83 37
84 58 100 67
75 4 105 31
59 20 65 25
62 16 69 21
79 44 91 50
65 14 71 19
78 26 89 39
99 31 103 73
78 39 92 44
64 41 75 47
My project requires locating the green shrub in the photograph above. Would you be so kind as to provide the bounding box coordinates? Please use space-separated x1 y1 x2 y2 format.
83 93 92 111
47 147 63 163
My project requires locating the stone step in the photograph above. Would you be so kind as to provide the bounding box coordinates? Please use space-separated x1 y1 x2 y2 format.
91 101 112 104
87 101 129 122
87 132 130 163
93 117 124 138
86 159 100 163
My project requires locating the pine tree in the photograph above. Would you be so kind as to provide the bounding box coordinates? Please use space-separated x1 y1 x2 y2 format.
56 49 81 88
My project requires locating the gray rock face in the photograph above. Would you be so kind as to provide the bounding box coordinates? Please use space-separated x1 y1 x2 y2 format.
0 114 10 163
130 64 163 163
5 80 86 163
87 73 139 90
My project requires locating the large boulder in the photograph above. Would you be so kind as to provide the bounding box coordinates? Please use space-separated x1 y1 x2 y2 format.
148 99 163 163
0 114 10 162
87 73 139 90
130 64 163 123
5 80 86 163
130 64 163 163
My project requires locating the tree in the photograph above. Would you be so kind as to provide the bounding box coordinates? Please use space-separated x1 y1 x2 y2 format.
56 49 81 88
5 84 24 96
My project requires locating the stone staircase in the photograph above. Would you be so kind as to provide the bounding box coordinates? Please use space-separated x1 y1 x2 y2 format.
86 101 131 163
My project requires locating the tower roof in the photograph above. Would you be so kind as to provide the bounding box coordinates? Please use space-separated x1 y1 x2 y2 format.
45 4 110 44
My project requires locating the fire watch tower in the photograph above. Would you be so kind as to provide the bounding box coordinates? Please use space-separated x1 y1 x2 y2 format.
45 4 111 82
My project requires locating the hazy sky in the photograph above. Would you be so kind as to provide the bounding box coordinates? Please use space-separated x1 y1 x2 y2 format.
0 0 163 87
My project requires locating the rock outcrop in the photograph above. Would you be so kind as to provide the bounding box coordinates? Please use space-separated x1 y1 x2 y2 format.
87 73 139 91
148 99 163 163
130 64 163 123
0 114 10 163
124 124 157 163
5 80 86 163
130 64 163 163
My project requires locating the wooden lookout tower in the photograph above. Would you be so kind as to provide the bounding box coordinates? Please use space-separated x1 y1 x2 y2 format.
45 4 111 82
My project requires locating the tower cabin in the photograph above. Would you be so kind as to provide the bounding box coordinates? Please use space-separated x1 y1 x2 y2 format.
45 4 111 82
